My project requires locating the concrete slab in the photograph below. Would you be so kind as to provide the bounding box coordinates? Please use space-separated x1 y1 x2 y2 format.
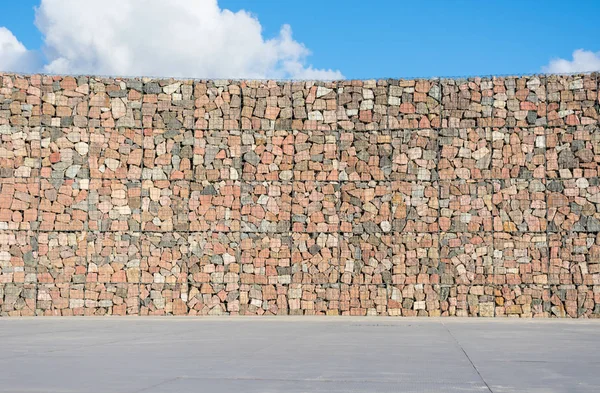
0 318 598 393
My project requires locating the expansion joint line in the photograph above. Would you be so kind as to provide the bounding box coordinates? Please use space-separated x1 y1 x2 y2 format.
441 321 494 393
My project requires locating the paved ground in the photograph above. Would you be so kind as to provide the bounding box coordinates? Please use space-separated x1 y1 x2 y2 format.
0 318 599 393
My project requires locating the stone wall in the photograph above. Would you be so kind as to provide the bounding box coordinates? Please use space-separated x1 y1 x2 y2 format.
1 73 599 317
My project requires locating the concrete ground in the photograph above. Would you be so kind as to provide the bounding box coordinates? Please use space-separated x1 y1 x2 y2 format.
0 318 599 393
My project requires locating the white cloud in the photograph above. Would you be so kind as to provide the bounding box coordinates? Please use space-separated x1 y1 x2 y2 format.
0 0 342 79
542 49 600 73
0 27 40 73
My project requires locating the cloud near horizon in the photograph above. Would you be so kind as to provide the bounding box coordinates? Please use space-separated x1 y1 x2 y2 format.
0 0 343 79
542 49 600 73
0 27 41 73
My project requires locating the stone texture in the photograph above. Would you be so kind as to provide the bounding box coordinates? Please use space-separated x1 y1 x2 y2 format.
289 283 340 315
143 128 194 180
3 72 600 318
389 283 441 317
441 283 495 317
337 80 387 131
37 231 87 284
547 283 599 318
391 129 438 181
0 231 37 284
189 180 240 232
240 232 290 285
440 232 493 287
291 232 339 285
546 125 600 179
494 284 549 318
188 231 240 315
39 178 88 231
1 74 89 129
340 284 386 316
492 179 547 233
89 77 142 129
492 76 547 127
387 233 441 316
547 178 600 232
140 232 188 285
292 181 339 233
491 233 548 286
388 78 441 129
340 233 393 286
391 233 440 284
88 179 141 232
391 180 438 233
442 77 493 128
89 127 143 179
439 232 494 316
547 73 598 127
89 77 141 129
36 283 84 316
439 127 492 180
0 125 41 178
291 81 336 130
87 232 141 284
241 182 291 233
41 126 89 180
340 182 391 234
141 179 189 232
83 283 139 315
193 80 241 130
491 126 546 179
339 130 392 181
142 78 194 129
1 283 36 316
140 283 188 316
440 180 495 232
293 129 339 181
549 233 600 287
0 178 39 231
241 130 293 181
193 129 241 181
240 233 291 314
241 81 292 130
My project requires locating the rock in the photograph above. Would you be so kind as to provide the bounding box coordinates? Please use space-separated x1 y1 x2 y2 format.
163 83 181 95
558 150 577 169
243 151 260 167
575 149 593 163
65 165 81 179
75 142 88 156
472 147 490 160
576 178 589 189
316 86 333 98
380 221 391 232
201 185 217 195
104 158 120 171
111 98 127 119
587 217 600 232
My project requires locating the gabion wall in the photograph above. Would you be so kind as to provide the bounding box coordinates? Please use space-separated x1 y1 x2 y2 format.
1 73 599 317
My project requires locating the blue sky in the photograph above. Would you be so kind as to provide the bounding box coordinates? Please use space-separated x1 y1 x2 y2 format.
0 0 599 79
219 0 600 77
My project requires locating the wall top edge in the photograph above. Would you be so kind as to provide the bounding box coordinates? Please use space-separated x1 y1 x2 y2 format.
0 70 598 83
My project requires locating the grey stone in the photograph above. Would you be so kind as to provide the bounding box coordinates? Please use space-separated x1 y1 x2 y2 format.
575 149 594 163
144 83 161 94
243 151 260 167
201 185 217 195
587 217 600 232
558 150 577 168
308 244 321 255
547 181 564 192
